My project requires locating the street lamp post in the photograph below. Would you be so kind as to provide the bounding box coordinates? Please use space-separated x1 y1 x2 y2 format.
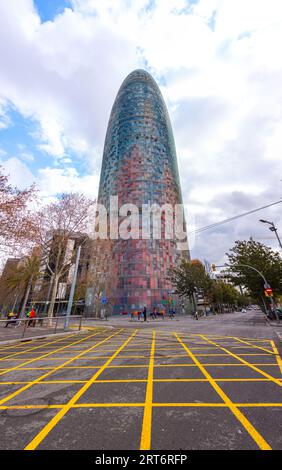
215 263 279 323
259 219 282 250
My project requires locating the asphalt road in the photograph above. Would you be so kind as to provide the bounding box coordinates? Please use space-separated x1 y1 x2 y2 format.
0 310 281 450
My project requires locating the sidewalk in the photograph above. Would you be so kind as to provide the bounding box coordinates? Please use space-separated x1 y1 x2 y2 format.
0 324 72 343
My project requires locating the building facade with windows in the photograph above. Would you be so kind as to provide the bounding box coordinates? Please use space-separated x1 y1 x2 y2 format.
96 69 189 314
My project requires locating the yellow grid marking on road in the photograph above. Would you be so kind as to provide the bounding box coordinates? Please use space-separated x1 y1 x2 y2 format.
25 329 137 450
0 362 279 374
0 329 122 406
174 333 271 450
199 335 282 387
1 376 282 386
1 402 282 411
0 332 80 362
140 331 155 450
0 329 108 378
1 377 282 386
270 340 282 374
179 334 272 342
232 337 274 354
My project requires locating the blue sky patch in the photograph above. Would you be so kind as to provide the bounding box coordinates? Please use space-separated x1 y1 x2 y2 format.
34 0 72 23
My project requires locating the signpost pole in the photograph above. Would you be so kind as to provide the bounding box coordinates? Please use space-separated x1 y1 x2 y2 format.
64 245 81 330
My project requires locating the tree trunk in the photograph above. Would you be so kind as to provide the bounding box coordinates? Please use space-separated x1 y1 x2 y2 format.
192 293 197 315
47 274 60 323
12 293 19 313
20 279 32 318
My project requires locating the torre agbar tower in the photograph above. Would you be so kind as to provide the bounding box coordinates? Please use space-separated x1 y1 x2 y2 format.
96 69 189 314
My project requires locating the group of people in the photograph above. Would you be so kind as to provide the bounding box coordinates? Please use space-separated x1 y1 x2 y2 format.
131 306 176 322
4 308 37 328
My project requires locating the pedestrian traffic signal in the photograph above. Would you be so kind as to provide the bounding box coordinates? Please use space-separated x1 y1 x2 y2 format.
264 288 273 297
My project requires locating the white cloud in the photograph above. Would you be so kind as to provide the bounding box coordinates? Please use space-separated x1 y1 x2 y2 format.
0 157 35 189
0 0 282 262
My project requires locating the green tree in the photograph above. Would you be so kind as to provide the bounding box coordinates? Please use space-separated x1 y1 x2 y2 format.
207 281 239 313
169 259 212 312
226 239 282 309
4 253 41 316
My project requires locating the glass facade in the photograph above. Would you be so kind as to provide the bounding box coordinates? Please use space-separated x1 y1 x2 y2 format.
97 69 188 314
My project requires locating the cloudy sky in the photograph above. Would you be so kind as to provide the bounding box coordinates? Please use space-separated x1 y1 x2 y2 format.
0 0 282 265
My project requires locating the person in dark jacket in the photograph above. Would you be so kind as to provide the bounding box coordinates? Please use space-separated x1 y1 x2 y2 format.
5 312 16 327
143 306 147 322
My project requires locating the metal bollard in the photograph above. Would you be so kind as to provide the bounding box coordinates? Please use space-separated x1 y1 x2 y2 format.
78 316 82 331
54 317 59 334
21 319 28 339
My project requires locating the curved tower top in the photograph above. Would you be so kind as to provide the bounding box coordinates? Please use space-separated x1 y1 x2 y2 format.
98 69 182 207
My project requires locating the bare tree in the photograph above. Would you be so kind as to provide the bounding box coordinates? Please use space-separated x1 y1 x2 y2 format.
35 193 95 319
0 166 37 255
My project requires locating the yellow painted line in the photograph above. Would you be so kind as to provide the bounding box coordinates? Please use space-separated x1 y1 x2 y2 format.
0 356 126 361
140 331 156 451
0 332 80 362
178 334 271 342
1 402 282 411
24 329 137 450
233 337 274 354
270 340 282 375
0 381 33 385
72 403 144 408
3 377 280 386
110 363 278 367
0 367 62 371
0 330 108 378
236 403 282 407
0 363 279 374
175 333 271 450
153 403 282 408
0 329 121 406
192 353 271 357
200 335 282 387
0 404 63 410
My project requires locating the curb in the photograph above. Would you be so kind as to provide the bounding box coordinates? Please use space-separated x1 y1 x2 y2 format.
275 331 282 344
0 329 85 346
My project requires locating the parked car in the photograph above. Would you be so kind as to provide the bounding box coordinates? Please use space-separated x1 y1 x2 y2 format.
266 308 282 320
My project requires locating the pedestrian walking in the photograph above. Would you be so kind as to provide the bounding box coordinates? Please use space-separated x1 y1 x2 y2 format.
143 306 147 322
27 308 36 327
4 311 16 327
169 308 175 319
152 307 157 320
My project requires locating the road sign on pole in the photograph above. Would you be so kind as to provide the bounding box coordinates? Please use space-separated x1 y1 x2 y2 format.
264 287 273 297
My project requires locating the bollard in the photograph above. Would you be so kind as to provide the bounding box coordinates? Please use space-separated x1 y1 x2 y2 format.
54 317 59 334
21 319 28 339
78 316 82 331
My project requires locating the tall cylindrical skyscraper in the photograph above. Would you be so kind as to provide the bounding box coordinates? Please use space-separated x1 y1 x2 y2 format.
96 69 188 314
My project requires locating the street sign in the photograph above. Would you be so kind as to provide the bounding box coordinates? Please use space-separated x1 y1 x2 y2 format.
101 297 107 304
264 288 273 297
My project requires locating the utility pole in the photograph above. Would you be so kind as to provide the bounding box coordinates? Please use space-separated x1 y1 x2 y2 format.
259 219 282 250
216 263 280 323
64 245 81 330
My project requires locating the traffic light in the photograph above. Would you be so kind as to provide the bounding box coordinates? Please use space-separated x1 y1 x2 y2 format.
211 264 216 272
264 287 273 297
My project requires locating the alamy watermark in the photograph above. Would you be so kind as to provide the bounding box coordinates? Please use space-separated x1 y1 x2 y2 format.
88 195 195 251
